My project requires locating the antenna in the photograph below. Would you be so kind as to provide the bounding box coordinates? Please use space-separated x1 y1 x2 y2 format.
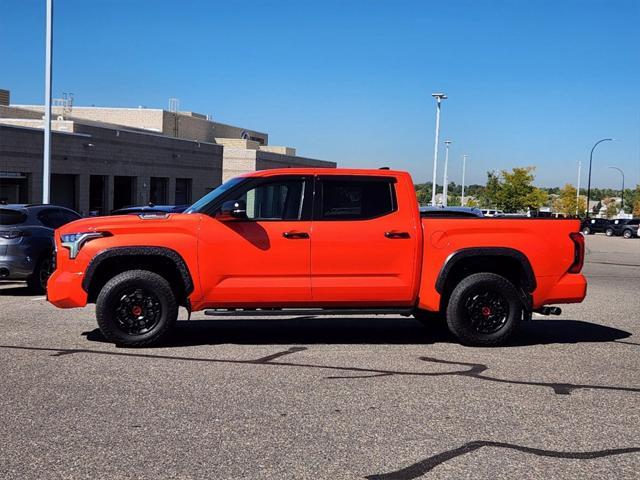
168 97 180 112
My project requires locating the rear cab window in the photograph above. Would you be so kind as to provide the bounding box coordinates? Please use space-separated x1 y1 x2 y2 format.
316 176 397 220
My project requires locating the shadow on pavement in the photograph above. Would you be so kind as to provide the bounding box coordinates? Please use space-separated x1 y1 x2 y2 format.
83 317 631 348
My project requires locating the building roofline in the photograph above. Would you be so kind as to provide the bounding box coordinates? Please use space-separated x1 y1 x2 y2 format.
0 123 91 138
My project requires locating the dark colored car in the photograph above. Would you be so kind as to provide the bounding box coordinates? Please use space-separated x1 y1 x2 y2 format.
110 204 189 215
580 217 610 235
605 218 640 239
0 204 81 292
420 206 484 217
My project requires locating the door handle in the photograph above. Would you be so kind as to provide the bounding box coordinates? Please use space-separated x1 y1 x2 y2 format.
283 231 310 239
385 230 410 239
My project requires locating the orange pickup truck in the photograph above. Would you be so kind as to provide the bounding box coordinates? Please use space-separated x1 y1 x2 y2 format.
47 168 587 347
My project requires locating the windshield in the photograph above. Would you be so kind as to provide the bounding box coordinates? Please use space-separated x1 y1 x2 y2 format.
184 177 245 214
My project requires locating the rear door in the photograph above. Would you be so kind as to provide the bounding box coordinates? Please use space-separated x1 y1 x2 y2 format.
310 175 419 305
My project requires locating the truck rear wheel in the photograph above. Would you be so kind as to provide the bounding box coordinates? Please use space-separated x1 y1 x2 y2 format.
446 272 522 347
96 270 178 347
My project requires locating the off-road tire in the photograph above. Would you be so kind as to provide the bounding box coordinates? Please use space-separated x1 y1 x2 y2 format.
96 270 178 347
446 272 522 347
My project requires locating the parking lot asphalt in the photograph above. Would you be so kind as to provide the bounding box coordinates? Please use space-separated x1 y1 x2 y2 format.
0 234 638 479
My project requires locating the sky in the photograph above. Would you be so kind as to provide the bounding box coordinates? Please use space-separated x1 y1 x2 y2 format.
1 0 639 188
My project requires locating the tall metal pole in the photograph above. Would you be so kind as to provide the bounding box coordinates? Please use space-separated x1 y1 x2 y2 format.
43 0 53 203
461 154 467 206
576 161 581 216
608 166 625 212
430 93 447 206
586 138 613 217
442 140 451 206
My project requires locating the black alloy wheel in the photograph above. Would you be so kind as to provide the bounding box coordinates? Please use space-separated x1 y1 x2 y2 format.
114 288 162 335
464 291 510 334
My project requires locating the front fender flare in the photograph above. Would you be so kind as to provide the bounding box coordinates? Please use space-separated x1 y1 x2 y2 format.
81 246 194 294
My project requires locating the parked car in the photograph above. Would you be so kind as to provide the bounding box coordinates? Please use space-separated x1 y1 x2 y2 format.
420 206 484 217
481 209 504 217
0 204 81 292
605 218 640 238
48 168 587 348
111 204 189 215
581 217 610 235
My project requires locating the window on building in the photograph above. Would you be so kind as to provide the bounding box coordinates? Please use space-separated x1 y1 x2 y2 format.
51 174 77 211
89 175 107 216
150 177 168 205
113 176 136 210
319 178 396 220
238 179 305 220
175 178 192 205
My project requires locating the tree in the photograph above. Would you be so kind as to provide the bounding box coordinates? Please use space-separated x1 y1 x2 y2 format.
631 185 640 216
496 167 547 212
553 184 586 217
603 197 618 218
479 170 501 208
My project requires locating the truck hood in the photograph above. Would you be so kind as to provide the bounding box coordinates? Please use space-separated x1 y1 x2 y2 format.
56 213 199 236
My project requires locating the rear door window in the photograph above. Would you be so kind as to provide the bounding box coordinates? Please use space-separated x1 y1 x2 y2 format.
317 177 396 220
38 208 79 229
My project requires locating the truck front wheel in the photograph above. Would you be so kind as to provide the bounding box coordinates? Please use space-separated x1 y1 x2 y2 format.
446 272 522 347
96 270 178 347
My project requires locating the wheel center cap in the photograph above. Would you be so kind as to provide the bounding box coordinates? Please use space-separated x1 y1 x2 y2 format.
131 306 143 316
481 306 491 317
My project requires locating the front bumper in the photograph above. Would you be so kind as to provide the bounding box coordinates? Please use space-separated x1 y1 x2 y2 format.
47 268 88 308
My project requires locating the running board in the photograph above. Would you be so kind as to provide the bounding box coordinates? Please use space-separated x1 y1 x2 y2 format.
204 308 414 317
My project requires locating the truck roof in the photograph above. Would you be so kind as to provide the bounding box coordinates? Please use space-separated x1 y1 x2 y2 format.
241 167 408 177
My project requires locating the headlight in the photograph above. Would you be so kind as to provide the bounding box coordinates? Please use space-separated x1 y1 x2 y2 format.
60 232 109 259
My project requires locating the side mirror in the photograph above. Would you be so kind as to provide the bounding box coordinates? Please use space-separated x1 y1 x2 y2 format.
217 200 247 221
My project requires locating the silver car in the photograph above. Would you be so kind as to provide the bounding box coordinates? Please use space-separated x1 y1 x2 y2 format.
0 204 81 292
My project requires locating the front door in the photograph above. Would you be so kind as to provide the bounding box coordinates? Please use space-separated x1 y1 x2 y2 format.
198 175 312 306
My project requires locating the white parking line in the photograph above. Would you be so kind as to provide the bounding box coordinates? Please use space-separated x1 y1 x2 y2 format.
31 296 46 301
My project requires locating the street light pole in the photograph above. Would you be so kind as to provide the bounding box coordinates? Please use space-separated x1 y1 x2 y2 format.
43 0 53 204
608 166 625 213
442 140 451 206
430 93 447 206
576 161 581 216
586 138 613 217
461 154 467 206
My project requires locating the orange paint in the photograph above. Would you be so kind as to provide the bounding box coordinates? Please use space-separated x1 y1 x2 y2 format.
48 168 586 314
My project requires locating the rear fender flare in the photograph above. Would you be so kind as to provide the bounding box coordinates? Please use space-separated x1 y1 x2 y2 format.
435 247 537 294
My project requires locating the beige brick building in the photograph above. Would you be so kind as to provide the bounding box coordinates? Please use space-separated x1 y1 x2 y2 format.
12 103 335 180
1 91 336 212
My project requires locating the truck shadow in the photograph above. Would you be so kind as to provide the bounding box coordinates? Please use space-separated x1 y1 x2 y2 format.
83 317 631 348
